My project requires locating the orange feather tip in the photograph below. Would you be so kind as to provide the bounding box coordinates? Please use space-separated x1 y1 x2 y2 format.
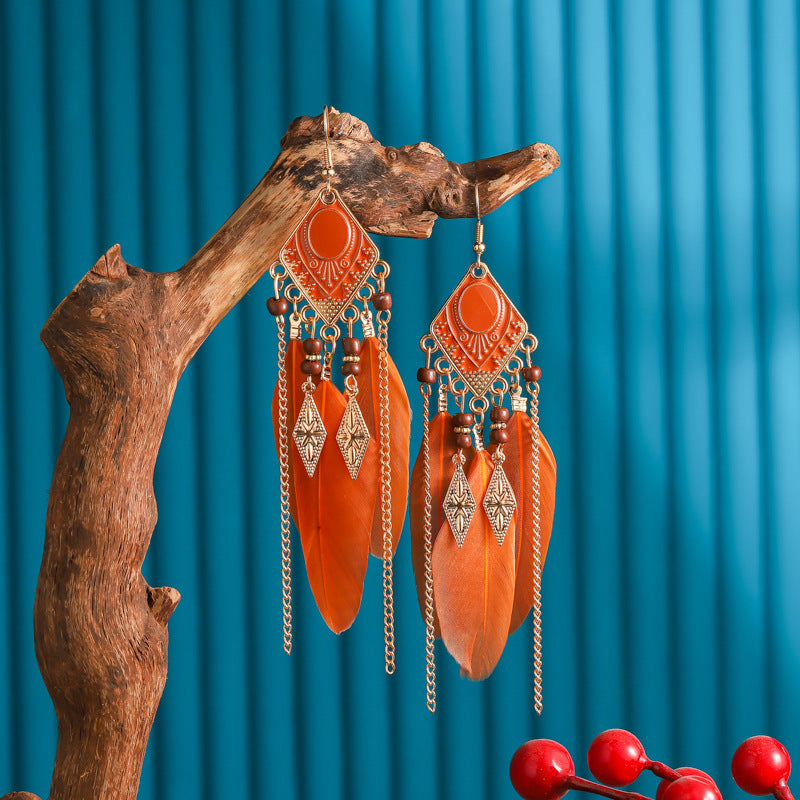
432 450 516 680
285 377 378 634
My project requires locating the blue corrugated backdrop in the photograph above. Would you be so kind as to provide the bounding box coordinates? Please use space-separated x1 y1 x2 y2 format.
2 1 800 798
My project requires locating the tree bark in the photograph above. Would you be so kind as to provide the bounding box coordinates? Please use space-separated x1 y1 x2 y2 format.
2 108 559 800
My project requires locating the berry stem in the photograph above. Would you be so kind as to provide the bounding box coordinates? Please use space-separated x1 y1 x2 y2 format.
774 782 795 800
645 760 683 782
566 776 653 800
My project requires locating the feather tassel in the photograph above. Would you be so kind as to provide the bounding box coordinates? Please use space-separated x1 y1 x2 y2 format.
432 449 516 680
273 358 378 634
291 380 379 633
502 413 557 634
356 335 411 557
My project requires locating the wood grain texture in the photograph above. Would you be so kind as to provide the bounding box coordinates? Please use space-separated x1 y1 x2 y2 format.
9 109 558 800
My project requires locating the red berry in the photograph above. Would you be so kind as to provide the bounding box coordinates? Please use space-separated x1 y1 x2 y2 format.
661 776 723 800
656 768 718 800
732 736 791 795
587 729 646 787
510 740 575 800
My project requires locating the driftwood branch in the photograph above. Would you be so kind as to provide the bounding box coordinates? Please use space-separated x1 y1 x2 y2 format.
2 108 558 800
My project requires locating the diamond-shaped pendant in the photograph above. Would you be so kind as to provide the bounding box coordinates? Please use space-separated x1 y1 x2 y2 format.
279 188 379 326
429 267 528 398
292 391 327 477
336 395 370 479
443 462 477 548
482 463 517 545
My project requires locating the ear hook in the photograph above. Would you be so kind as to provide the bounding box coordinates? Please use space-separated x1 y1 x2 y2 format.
322 106 335 193
473 178 486 265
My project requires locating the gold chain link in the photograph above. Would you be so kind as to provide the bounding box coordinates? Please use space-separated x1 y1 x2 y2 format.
276 315 293 656
529 381 543 713
420 384 437 712
378 311 396 674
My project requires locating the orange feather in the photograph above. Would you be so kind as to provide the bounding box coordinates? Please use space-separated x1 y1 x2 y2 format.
355 336 411 557
409 411 458 637
432 449 516 680
289 380 378 633
502 413 557 634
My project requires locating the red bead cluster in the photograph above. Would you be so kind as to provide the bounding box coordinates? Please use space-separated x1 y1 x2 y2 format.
509 729 742 800
511 731 796 800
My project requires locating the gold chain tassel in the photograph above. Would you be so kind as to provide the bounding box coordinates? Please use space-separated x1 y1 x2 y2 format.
377 311 396 674
420 383 436 712
276 314 293 655
529 381 543 713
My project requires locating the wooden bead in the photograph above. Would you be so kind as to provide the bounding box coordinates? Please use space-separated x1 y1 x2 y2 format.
300 360 322 376
266 296 289 316
372 291 393 310
490 406 510 423
342 337 361 355
453 412 474 427
522 365 542 383
490 428 510 444
303 338 323 355
417 367 437 384
341 361 362 376
455 433 472 449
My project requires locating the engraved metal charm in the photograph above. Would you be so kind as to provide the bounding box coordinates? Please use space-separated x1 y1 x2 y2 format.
482 462 517 545
443 459 477 548
336 395 371 479
429 267 528 397
292 389 327 477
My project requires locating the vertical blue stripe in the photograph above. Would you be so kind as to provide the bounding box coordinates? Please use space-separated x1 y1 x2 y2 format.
707 9 766 792
521 0 580 760
569 0 625 749
2 1 58 793
756 0 800 751
613 0 673 754
0 2 12 787
665 0 718 772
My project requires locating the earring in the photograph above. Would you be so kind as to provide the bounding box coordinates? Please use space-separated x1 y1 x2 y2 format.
267 108 410 674
411 183 557 713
